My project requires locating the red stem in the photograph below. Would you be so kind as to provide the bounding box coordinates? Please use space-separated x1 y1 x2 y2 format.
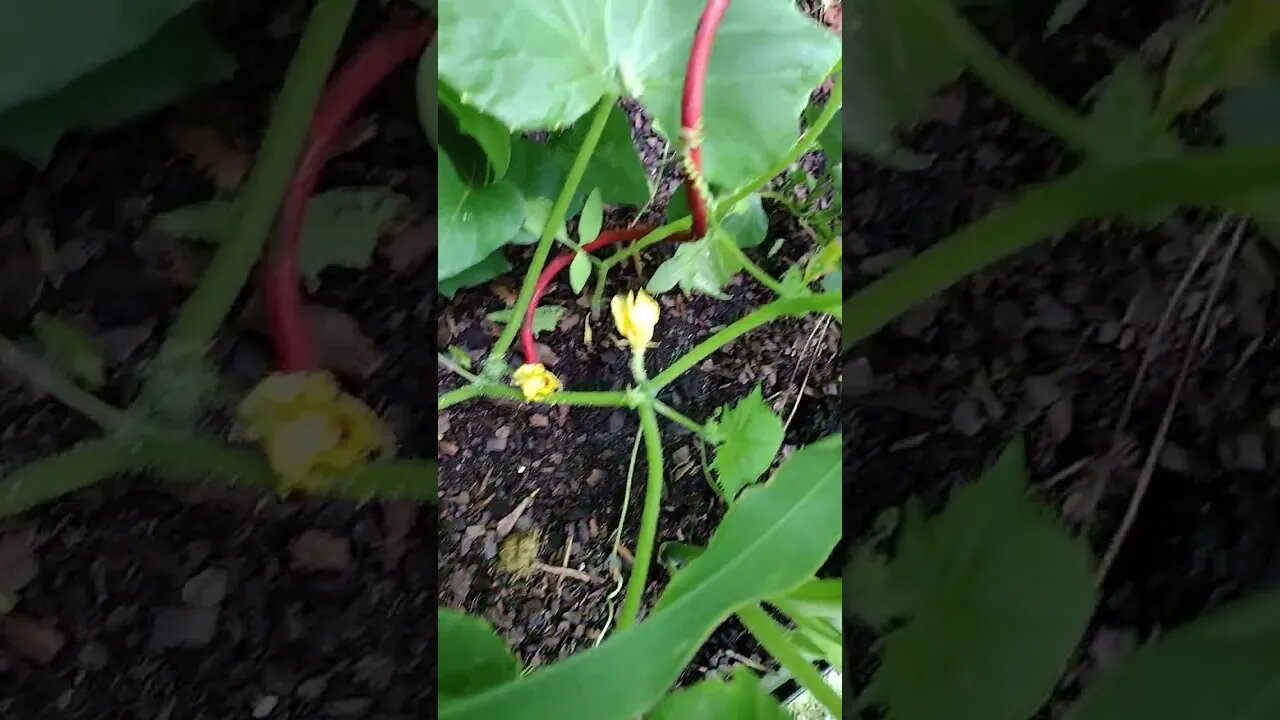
681 0 731 239
266 20 434 372
518 0 729 367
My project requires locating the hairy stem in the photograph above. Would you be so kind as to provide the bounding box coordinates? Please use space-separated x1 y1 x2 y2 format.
916 1 1093 152
652 400 709 438
617 402 665 631
649 293 840 392
152 0 356 377
716 231 792 297
482 96 617 379
842 148 1280 351
267 20 434 371
0 336 132 430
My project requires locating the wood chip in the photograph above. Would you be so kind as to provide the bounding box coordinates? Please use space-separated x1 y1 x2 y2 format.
496 491 539 538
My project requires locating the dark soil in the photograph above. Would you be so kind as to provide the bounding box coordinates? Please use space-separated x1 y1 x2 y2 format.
0 2 435 718
844 0 1280 716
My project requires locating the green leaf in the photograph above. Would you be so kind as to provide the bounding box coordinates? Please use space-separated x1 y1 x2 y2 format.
850 438 1095 720
439 151 525 280
439 0 840 190
1073 590 1280 720
487 306 564 337
668 189 768 248
709 386 783 500
438 609 522 703
0 15 233 165
440 80 511 179
440 435 841 720
657 435 842 611
155 187 410 282
569 251 591 294
647 230 743 299
842 0 961 168
418 41 438 147
440 251 512 298
506 105 650 220
1081 59 1180 166
0 0 201 112
31 314 106 390
649 672 789 720
577 188 603 245
1160 0 1280 114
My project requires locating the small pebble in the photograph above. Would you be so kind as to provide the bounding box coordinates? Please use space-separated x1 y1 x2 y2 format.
252 695 279 718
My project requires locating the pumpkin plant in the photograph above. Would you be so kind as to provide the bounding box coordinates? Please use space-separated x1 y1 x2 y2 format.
435 0 842 716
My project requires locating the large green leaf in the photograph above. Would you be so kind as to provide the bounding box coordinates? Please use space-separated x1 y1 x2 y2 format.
842 0 963 167
440 80 511 179
438 609 522 703
506 104 650 215
440 435 841 720
438 0 840 190
0 0 201 112
708 386 783 500
439 152 524 281
849 438 1096 720
649 672 790 720
0 15 233 164
440 251 512 298
154 187 410 282
1073 591 1280 719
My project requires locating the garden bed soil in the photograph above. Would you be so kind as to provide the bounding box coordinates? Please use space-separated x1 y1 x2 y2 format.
844 0 1280 715
0 2 435 717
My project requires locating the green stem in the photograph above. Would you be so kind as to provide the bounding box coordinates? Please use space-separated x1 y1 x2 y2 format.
438 382 632 411
150 0 357 375
652 400 709 438
617 402 664 631
716 232 793 297
0 336 133 430
842 147 1280 351
591 218 692 312
718 61 842 215
737 603 841 717
649 293 840 392
0 433 435 518
438 352 483 384
918 0 1093 151
483 96 618 378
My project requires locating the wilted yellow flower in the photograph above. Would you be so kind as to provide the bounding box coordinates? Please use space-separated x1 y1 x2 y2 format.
512 363 561 401
611 289 660 353
239 371 393 491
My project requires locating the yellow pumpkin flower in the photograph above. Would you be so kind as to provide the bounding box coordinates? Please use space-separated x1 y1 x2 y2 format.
611 289 660 354
512 363 561 402
238 371 393 491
